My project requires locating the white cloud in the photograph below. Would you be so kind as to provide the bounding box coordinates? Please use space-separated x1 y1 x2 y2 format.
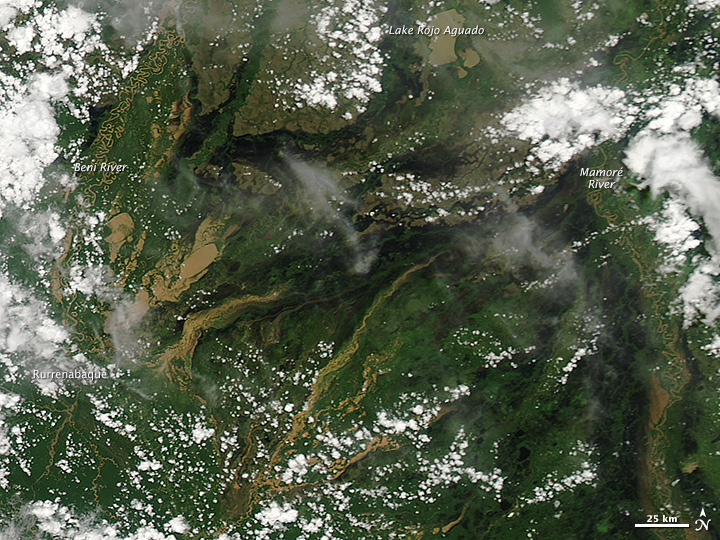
0 273 68 359
625 75 720 326
7 24 35 54
687 0 720 10
643 78 720 133
31 72 70 101
0 0 34 24
299 0 385 110
679 262 720 326
248 0 387 116
0 271 116 395
0 1 143 219
138 460 162 472
18 210 66 271
165 516 189 535
0 6 18 29
0 80 63 217
0 500 190 540
282 453 310 484
55 6 95 41
7 4 97 56
255 501 299 527
625 132 720 254
501 78 636 169
191 425 214 444
642 198 701 272
65 264 117 299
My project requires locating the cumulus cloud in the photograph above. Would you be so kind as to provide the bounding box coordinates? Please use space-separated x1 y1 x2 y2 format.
0 6 18 29
679 262 720 326
0 272 108 396
0 0 34 24
0 273 67 360
281 453 310 484
0 76 65 217
0 252 120 397
625 131 720 326
0 500 184 540
4 209 68 279
0 0 105 219
687 0 720 10
0 0 149 387
165 515 190 535
625 75 720 325
501 78 637 169
642 198 701 272
255 501 299 527
643 78 720 133
626 132 720 253
65 264 119 300
298 0 384 111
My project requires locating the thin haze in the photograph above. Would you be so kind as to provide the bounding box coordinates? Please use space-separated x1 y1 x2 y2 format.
281 153 377 274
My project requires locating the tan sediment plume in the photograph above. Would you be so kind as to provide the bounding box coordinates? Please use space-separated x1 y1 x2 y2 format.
587 186 700 540
649 373 670 428
167 92 193 141
459 47 481 68
153 289 282 382
51 229 75 302
337 346 396 415
147 214 228 304
151 90 194 171
438 503 469 534
178 243 219 282
251 435 401 498
104 209 146 289
428 9 464 66
229 256 441 518
105 212 135 263
280 258 437 448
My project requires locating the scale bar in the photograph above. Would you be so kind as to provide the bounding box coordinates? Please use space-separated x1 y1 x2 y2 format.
634 524 689 528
